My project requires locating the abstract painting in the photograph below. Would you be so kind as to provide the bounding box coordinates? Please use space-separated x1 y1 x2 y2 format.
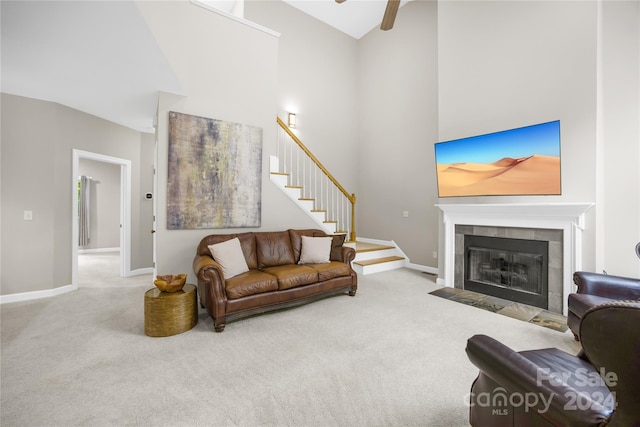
167 111 262 229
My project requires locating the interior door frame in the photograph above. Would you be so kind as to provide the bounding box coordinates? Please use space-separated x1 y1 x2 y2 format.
71 149 132 288
152 138 158 277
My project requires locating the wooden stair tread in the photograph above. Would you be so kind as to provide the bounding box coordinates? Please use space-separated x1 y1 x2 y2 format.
355 242 396 253
354 256 404 266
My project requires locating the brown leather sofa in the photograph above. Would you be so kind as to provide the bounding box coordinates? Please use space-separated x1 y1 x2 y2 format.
193 229 357 332
466 300 640 426
568 271 640 340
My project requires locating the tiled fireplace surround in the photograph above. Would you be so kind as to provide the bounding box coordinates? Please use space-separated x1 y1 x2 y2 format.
437 203 594 316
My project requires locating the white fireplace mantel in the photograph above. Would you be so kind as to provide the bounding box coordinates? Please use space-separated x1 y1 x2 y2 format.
436 203 594 315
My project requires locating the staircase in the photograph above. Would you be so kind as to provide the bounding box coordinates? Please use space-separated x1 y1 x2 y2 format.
271 116 406 275
272 117 355 240
349 239 407 275
270 156 406 275
269 156 338 234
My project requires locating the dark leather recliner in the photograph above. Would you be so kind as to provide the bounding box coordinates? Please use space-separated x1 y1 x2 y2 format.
465 300 640 426
568 271 640 340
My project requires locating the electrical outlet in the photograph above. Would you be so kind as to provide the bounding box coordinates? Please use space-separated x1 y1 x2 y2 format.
432 251 438 259
24 210 33 221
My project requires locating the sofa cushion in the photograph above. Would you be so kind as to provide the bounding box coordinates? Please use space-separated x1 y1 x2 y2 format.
299 236 332 264
208 237 249 279
262 265 319 290
326 233 346 261
568 293 614 318
309 261 352 282
225 270 278 299
289 229 347 262
198 232 257 270
289 229 317 262
236 233 258 270
256 231 295 268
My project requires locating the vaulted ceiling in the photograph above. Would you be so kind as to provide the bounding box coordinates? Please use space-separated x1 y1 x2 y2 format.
1 0 411 133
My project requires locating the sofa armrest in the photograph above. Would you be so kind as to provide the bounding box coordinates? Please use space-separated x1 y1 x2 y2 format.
466 335 612 426
573 271 640 299
193 254 220 277
341 246 356 264
467 335 564 401
192 254 228 309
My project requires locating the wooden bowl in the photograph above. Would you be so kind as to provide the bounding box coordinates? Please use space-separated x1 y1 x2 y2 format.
154 274 187 293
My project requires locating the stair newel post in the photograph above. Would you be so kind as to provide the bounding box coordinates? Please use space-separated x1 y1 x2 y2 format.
350 193 356 243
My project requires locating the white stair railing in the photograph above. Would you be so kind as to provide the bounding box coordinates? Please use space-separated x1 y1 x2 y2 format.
275 117 356 241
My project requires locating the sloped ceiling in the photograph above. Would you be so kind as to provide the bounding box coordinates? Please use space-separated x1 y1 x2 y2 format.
1 0 410 134
1 1 184 133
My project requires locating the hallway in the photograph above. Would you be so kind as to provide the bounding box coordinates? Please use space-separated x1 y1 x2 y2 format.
78 252 151 288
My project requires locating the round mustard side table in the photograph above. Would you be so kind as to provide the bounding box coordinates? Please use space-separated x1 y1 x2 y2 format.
144 284 198 337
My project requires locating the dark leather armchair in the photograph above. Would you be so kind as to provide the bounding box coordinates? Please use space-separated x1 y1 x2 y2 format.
466 300 640 426
568 271 640 340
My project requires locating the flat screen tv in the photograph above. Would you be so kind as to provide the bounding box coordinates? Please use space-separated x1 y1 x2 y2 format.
434 120 561 197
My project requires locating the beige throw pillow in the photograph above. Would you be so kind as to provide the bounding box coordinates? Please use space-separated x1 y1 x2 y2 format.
208 237 249 279
299 236 332 264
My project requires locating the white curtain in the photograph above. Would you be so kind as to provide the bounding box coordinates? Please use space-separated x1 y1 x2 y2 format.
78 175 90 247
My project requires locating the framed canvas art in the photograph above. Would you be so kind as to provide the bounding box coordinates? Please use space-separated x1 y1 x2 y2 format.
167 111 262 229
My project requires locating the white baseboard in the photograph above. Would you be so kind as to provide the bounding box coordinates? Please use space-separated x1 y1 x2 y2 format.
78 247 120 254
127 267 153 277
1 265 153 304
356 237 440 278
406 263 438 276
0 284 77 304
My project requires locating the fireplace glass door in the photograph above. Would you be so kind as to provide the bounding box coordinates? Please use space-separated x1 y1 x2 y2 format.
464 235 548 309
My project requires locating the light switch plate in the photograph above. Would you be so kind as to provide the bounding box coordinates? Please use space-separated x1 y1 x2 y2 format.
24 210 33 220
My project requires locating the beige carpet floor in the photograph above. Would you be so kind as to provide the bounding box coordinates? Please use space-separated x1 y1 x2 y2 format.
1 266 580 426
78 251 130 288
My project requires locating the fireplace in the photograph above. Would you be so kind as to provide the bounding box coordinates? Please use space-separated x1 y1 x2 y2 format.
456 225 562 312
464 235 548 309
436 203 594 316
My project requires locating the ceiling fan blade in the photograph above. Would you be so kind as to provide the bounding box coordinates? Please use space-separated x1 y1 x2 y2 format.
380 0 400 31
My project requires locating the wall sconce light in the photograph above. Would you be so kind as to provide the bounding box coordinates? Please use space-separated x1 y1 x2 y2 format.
288 112 296 128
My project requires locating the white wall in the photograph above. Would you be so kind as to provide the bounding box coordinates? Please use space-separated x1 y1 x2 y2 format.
598 0 640 277
137 0 369 283
357 1 440 267
0 94 153 295
437 1 600 271
245 1 359 195
1 95 58 295
138 1 312 283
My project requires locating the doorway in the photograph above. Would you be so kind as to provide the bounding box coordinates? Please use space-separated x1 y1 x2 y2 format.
71 149 131 289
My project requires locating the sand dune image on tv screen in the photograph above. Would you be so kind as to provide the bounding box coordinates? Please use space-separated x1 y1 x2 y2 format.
436 155 561 197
